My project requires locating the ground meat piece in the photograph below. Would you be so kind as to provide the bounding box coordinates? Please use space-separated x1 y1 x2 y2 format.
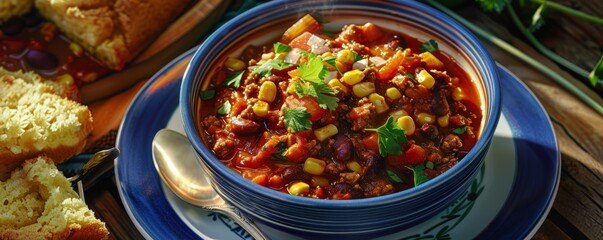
330 183 364 199
244 72 260 85
239 99 258 120
391 73 413 90
213 137 235 159
361 178 394 198
337 24 365 44
202 115 224 135
362 68 377 82
244 83 259 98
347 98 376 131
432 89 450 116
441 134 463 151
339 172 361 185
453 101 467 112
449 114 472 127
324 162 344 177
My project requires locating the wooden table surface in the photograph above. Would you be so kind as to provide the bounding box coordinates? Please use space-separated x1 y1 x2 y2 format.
83 1 603 239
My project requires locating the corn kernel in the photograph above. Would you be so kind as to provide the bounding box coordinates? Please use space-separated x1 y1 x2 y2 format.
56 73 74 86
352 82 375 97
258 81 277 102
341 69 365 85
397 116 416 135
304 157 327 175
452 87 464 101
385 87 402 100
437 114 449 127
390 110 409 120
311 176 329 187
417 113 435 125
419 52 444 69
328 78 349 94
336 49 355 65
225 57 246 71
288 182 310 196
314 124 338 141
253 101 269 117
347 161 362 172
69 43 83 56
417 69 435 89
368 93 389 114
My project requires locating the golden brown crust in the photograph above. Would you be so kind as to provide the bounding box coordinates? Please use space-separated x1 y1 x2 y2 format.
34 0 191 70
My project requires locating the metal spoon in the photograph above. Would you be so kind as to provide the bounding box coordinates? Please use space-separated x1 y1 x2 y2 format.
67 148 120 200
152 129 269 240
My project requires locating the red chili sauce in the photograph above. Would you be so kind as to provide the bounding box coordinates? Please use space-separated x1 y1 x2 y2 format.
0 10 110 100
197 15 482 200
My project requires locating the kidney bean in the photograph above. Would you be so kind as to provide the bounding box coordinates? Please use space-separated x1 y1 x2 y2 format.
333 134 353 162
282 166 311 183
420 123 439 140
25 49 59 70
364 154 385 177
2 18 25 36
229 117 261 136
432 90 450 116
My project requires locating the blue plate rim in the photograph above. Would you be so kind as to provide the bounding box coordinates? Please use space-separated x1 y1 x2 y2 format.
115 50 560 239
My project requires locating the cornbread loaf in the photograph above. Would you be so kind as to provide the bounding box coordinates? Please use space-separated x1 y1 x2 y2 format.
0 74 93 180
34 0 191 70
0 0 33 23
0 67 73 99
0 156 109 240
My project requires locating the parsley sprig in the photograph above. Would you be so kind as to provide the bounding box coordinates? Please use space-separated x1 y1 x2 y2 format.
252 59 294 77
366 116 408 156
284 107 312 132
295 51 339 110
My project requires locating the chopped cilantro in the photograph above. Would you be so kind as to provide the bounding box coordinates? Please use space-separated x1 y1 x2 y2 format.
478 0 508 13
323 56 340 74
271 142 289 161
298 53 329 83
405 72 415 80
217 101 231 115
419 39 439 53
252 59 294 77
387 169 404 184
294 52 339 110
224 71 244 88
351 51 363 62
199 89 215 100
425 161 435 170
366 117 408 156
408 164 431 186
274 42 291 54
452 126 467 134
284 107 312 132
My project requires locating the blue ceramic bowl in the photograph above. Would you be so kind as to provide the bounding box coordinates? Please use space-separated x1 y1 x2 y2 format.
181 1 501 239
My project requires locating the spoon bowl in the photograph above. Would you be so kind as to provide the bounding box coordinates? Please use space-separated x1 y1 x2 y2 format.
151 128 268 240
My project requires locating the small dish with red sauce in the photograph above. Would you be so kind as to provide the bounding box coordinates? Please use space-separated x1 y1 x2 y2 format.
181 1 501 239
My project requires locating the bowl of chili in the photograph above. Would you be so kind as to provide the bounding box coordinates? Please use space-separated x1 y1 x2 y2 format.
181 0 501 238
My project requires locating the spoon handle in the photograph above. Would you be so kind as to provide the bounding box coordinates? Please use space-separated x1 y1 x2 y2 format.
217 205 270 240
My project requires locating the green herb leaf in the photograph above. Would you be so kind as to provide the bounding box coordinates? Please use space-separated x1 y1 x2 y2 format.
367 117 408 156
284 107 312 132
589 55 603 87
452 126 467 134
425 161 435 170
224 71 244 88
418 39 439 53
271 142 289 161
405 72 415 80
252 59 294 77
274 42 292 54
478 0 508 13
199 89 215 100
323 56 341 74
408 164 431 186
313 83 339 110
217 101 231 115
387 169 404 184
298 53 329 83
351 51 364 62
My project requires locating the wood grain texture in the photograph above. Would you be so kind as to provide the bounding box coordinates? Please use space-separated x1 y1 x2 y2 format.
458 2 603 239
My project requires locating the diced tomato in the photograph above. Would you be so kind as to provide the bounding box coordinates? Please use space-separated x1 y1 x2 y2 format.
286 96 326 121
268 174 284 189
405 144 427 165
244 137 281 168
251 174 268 186
360 132 380 153
288 32 313 52
377 49 404 81
283 137 309 163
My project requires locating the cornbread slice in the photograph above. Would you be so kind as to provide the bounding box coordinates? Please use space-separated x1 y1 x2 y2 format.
34 0 191 70
0 75 93 180
0 0 33 23
0 156 109 240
